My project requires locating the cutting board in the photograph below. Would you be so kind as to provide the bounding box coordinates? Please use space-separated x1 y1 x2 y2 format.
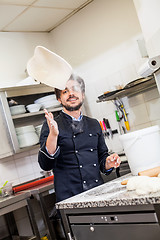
138 166 160 177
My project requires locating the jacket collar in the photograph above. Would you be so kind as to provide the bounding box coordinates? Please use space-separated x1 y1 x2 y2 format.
61 110 83 122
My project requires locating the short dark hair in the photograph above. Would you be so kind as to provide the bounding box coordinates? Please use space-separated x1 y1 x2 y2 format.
54 74 85 100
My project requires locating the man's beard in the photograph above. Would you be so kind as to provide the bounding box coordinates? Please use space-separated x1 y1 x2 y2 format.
62 101 83 111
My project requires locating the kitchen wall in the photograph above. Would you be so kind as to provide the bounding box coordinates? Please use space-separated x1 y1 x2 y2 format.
133 0 160 57
0 32 52 87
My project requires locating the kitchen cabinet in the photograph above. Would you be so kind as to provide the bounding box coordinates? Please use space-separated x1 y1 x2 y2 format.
0 84 62 158
64 205 160 240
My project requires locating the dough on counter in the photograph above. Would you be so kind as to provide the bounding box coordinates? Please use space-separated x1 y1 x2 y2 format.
127 176 149 191
127 176 160 195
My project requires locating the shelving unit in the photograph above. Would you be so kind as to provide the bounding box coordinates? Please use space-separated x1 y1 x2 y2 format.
97 76 156 102
0 84 62 156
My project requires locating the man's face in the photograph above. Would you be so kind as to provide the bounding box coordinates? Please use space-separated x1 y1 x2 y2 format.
58 79 85 111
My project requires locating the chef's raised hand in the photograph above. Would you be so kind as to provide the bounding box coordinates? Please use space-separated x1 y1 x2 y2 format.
44 109 59 136
105 153 121 169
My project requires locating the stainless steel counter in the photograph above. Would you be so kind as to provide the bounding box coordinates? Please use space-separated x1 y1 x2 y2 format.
0 190 41 240
0 180 55 240
0 191 31 215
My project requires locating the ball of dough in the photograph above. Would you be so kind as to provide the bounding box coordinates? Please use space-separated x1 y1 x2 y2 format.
127 176 160 195
127 176 149 191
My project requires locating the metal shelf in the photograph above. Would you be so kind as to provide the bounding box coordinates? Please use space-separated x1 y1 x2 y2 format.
97 76 156 102
15 144 40 153
1 84 54 98
12 106 62 120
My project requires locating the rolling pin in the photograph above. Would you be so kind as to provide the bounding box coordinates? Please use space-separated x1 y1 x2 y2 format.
121 166 160 185
138 166 160 177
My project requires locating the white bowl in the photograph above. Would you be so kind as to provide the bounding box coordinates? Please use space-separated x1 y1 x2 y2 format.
41 100 61 109
17 132 39 148
26 103 42 112
34 94 56 104
16 125 35 135
10 105 26 115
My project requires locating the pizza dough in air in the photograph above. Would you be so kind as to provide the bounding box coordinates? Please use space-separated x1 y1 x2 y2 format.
127 176 160 195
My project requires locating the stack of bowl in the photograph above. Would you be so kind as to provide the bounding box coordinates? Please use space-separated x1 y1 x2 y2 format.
34 94 61 109
16 125 39 148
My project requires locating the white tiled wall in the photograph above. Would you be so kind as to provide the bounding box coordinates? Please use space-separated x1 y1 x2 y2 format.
0 148 41 187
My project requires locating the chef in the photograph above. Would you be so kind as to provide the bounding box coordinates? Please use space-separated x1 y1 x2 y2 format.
38 73 121 203
27 46 121 203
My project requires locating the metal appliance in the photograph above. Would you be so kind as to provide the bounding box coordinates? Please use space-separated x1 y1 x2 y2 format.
61 204 160 240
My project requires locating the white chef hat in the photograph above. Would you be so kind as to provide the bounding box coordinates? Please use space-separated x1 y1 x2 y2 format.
27 46 72 90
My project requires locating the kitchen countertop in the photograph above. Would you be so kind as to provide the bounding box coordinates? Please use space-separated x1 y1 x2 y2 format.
56 173 160 209
0 191 31 216
0 191 31 209
0 180 54 214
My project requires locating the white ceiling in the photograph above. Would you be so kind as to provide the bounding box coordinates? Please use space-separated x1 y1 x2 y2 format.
0 0 93 32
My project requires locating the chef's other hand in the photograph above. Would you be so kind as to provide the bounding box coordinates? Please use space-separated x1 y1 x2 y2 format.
44 109 59 136
105 153 121 169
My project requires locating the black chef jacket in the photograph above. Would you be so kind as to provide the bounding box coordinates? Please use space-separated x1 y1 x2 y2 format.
38 111 111 202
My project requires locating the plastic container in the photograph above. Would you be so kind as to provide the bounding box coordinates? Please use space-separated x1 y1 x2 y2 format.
0 182 13 197
119 125 160 175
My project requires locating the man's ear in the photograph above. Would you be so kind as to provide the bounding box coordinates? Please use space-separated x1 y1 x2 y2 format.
58 98 61 103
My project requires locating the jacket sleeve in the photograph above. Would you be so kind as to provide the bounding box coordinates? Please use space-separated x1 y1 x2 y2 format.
97 121 113 175
38 120 60 171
